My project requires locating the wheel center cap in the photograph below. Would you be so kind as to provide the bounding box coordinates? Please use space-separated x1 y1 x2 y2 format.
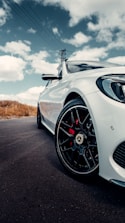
75 133 84 145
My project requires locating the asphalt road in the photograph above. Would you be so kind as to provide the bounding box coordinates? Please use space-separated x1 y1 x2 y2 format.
0 117 125 223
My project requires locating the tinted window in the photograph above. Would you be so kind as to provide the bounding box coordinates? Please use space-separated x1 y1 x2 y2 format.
67 63 103 73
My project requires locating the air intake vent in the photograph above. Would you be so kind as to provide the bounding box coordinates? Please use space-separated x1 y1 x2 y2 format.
113 142 125 168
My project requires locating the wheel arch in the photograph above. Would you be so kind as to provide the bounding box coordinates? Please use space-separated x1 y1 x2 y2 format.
64 92 86 106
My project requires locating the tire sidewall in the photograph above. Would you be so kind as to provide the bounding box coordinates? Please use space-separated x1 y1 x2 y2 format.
55 98 99 177
37 106 43 129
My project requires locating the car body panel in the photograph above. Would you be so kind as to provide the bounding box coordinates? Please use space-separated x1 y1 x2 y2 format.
38 59 125 186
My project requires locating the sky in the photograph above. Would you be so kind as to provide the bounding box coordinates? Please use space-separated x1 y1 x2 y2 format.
0 0 125 105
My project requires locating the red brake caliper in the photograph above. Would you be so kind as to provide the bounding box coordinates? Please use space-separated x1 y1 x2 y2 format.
68 119 79 146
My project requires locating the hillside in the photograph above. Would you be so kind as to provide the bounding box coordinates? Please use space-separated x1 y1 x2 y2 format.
0 100 37 119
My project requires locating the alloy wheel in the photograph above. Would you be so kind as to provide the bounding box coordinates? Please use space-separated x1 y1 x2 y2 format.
56 100 99 176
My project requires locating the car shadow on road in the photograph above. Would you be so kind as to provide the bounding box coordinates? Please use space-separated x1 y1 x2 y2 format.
39 125 125 208
49 146 125 206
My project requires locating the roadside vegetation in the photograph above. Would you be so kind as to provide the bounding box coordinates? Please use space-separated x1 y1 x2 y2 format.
0 100 37 119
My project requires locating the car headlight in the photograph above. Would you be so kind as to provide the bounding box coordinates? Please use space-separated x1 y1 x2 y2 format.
96 74 125 103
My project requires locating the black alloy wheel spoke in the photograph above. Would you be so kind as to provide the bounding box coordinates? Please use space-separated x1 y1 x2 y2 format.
60 126 74 138
70 110 75 124
60 146 72 152
87 149 96 166
56 101 99 175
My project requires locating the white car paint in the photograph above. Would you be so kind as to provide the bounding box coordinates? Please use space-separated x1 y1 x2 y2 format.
38 59 125 187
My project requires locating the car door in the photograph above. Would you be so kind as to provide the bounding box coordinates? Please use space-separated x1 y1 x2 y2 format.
39 75 69 132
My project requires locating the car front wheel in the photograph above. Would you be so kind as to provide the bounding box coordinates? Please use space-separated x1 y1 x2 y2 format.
55 99 99 177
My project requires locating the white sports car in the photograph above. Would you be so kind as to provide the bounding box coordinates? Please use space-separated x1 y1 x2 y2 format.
37 59 125 187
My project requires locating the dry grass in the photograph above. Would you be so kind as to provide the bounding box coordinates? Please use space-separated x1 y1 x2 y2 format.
0 100 37 119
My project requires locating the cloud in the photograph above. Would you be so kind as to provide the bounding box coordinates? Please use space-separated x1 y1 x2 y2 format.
31 59 58 74
36 0 125 28
88 10 125 33
107 31 125 50
96 29 113 43
27 28 37 34
0 55 26 82
38 0 87 26
12 0 24 4
6 29 11 33
0 40 58 77
62 32 91 47
35 0 125 51
52 27 60 36
0 86 45 106
70 46 107 61
29 51 58 74
0 0 11 26
107 56 125 65
16 86 45 105
0 94 18 103
0 40 31 58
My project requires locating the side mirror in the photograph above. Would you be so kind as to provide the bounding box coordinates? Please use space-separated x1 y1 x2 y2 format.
42 73 60 81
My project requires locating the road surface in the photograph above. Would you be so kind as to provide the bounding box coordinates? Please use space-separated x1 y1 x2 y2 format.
0 117 125 223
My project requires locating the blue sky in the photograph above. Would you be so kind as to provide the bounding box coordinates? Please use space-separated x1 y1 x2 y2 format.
0 0 125 105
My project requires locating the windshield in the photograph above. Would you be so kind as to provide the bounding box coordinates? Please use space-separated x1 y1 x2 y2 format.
66 62 104 73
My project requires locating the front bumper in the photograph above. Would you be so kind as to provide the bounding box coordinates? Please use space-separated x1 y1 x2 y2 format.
86 91 125 187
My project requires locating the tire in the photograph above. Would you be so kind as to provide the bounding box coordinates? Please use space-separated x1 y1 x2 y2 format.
55 99 99 178
37 106 43 129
